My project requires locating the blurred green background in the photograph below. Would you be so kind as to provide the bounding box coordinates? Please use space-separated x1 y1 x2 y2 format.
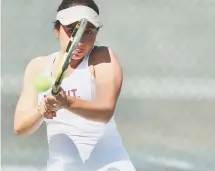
1 0 215 170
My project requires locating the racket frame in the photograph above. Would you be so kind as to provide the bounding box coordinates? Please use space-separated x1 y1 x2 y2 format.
51 18 88 96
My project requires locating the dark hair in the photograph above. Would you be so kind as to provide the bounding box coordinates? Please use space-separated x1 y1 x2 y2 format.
54 0 99 29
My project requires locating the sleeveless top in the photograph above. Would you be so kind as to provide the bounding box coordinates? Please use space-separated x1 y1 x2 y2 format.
37 50 124 164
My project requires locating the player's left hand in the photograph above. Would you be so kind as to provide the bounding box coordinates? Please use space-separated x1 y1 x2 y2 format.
45 87 68 111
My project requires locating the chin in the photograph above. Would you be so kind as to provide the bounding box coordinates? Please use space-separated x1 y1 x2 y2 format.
72 54 85 60
73 51 90 60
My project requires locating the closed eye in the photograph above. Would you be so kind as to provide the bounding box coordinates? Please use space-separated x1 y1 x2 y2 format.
84 29 98 35
67 27 98 35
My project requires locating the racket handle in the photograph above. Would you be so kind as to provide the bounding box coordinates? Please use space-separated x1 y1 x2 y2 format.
51 85 60 96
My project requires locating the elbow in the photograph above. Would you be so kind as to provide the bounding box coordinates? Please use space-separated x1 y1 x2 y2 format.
14 115 27 136
14 120 42 136
14 121 32 136
102 104 116 123
14 128 23 136
14 126 32 136
14 124 26 136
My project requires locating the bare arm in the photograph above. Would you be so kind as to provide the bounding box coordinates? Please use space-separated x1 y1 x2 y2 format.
14 57 45 136
65 47 123 123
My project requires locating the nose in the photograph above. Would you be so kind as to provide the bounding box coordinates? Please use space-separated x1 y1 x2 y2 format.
78 37 85 45
79 36 85 43
77 41 85 49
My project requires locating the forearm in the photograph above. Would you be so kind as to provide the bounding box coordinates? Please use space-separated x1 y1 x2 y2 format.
14 107 43 136
65 97 114 123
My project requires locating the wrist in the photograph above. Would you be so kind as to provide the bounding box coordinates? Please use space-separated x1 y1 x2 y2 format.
64 96 73 109
36 104 45 118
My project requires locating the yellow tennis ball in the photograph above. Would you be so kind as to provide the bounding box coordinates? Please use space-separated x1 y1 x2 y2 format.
34 75 52 92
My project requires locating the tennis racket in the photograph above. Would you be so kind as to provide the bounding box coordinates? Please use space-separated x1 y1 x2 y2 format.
51 18 88 96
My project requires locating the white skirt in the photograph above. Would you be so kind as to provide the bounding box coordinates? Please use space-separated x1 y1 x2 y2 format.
46 132 136 171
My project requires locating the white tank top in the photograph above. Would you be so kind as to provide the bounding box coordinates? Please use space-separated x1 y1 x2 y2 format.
37 50 124 164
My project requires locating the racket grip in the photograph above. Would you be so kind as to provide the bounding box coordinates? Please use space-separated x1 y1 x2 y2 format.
51 85 61 96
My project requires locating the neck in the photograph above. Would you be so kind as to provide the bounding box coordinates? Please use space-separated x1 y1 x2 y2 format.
58 49 84 69
70 58 84 69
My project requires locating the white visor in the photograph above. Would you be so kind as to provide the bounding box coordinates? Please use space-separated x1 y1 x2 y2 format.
56 6 100 28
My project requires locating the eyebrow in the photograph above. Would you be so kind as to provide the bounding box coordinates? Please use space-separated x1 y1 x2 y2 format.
66 26 98 31
66 22 96 29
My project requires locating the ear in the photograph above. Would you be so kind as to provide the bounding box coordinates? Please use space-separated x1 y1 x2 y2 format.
55 29 60 38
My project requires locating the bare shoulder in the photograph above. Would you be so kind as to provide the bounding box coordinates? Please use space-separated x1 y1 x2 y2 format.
89 46 123 86
89 46 123 101
89 46 121 67
25 55 53 76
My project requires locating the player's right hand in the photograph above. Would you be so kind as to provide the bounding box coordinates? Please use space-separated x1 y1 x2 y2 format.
38 101 57 119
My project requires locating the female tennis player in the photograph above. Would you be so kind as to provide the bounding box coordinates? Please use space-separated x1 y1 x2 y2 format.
14 0 136 170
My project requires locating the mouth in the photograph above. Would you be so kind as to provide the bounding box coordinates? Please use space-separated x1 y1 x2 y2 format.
74 48 84 55
73 48 84 58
